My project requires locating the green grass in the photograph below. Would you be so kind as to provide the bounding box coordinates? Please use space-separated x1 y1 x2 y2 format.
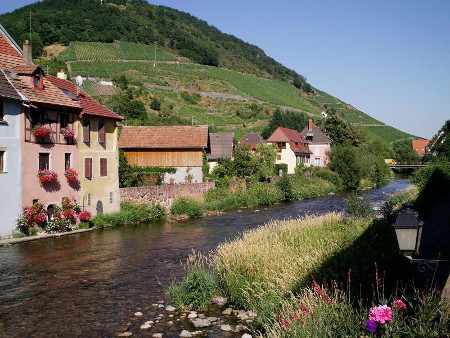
366 125 416 144
119 42 176 61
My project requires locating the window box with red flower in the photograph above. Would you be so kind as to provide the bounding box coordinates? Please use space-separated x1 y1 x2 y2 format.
38 170 58 183
63 209 75 219
64 168 78 183
60 128 75 140
79 210 91 221
32 124 52 139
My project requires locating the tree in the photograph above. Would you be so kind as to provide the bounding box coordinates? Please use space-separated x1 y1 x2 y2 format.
427 120 450 161
367 136 395 159
113 75 128 91
392 140 420 162
322 114 356 146
262 109 308 139
20 32 43 58
150 98 161 111
328 145 363 190
254 143 277 180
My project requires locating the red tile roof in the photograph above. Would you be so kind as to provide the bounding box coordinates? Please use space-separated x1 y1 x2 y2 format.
0 29 24 70
13 64 41 75
47 75 123 120
120 126 209 149
267 127 312 154
412 139 430 157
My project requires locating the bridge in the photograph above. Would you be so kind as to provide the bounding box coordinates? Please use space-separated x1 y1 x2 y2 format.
389 162 428 169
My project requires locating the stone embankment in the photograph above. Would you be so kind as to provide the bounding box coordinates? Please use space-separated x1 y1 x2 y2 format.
119 182 215 210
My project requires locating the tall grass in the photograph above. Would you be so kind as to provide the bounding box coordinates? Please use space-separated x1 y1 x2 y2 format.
92 202 165 227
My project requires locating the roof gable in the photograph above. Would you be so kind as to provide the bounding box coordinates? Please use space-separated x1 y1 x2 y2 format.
299 121 332 144
120 126 209 149
208 132 234 160
267 127 307 143
0 24 26 70
0 69 23 101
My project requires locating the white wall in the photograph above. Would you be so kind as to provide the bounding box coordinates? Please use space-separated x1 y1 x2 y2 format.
164 166 203 184
0 100 22 238
272 143 297 174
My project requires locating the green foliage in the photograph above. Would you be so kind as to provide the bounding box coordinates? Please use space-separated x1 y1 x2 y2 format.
92 202 165 227
255 143 277 181
171 197 204 218
21 32 43 58
345 193 373 218
150 97 161 111
329 145 363 190
306 166 343 190
367 136 395 159
393 140 421 162
411 162 450 189
107 94 147 121
277 174 294 201
274 163 288 176
45 218 71 233
167 269 219 310
202 150 209 180
322 113 357 146
113 75 128 91
180 91 200 104
262 109 308 139
427 119 450 161
16 217 30 235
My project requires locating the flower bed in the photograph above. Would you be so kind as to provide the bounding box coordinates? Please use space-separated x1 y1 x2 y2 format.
64 168 78 182
38 170 58 183
32 124 51 139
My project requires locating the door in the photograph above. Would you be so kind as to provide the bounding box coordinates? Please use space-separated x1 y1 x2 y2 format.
96 200 103 215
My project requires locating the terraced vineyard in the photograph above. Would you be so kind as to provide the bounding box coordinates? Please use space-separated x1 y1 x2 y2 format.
59 41 176 61
57 41 415 143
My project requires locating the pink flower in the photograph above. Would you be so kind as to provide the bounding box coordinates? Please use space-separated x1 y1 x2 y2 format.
281 321 290 329
393 300 406 309
369 305 392 324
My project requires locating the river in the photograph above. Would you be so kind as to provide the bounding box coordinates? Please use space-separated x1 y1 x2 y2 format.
0 179 411 337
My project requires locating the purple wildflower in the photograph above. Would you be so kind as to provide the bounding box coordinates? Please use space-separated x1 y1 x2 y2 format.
362 319 377 332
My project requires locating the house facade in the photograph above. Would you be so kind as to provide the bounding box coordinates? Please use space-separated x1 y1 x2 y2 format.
207 132 234 172
120 126 209 184
47 75 123 216
299 119 332 167
267 127 312 174
412 139 430 157
0 70 24 237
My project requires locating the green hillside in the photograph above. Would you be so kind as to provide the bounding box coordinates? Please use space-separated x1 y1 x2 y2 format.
0 0 416 143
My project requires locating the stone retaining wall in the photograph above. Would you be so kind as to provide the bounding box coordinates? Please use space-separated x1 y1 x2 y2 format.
120 182 216 210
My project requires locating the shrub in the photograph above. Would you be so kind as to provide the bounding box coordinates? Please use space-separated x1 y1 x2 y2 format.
411 162 450 189
345 192 373 218
274 163 288 176
329 145 362 190
277 174 294 201
307 167 343 190
45 218 71 233
247 183 285 206
171 197 204 218
91 202 165 227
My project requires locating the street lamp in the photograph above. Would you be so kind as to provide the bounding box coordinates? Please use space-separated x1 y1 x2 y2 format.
392 202 423 257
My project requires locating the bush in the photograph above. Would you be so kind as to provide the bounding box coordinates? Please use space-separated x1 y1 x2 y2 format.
329 145 363 190
274 163 288 176
171 197 204 218
277 174 294 201
411 162 450 189
91 202 165 227
345 193 373 218
307 167 343 190
247 183 285 206
167 268 219 310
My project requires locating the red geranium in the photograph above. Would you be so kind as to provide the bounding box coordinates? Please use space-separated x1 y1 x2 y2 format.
32 124 51 138
63 209 75 219
60 128 75 139
64 168 78 182
79 210 91 221
38 170 58 183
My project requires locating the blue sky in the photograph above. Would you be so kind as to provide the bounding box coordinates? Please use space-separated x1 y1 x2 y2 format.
2 1 449 138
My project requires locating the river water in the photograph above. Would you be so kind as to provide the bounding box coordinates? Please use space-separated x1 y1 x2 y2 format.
0 179 411 337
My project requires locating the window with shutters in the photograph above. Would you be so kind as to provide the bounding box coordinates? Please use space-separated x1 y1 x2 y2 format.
100 158 108 177
65 153 71 170
98 121 106 144
84 157 93 179
0 151 4 172
39 153 50 170
82 119 90 144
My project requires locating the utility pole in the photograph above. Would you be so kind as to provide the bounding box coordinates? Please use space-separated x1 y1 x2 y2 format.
153 42 156 68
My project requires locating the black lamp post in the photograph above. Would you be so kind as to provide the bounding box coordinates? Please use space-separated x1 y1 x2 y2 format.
392 202 423 257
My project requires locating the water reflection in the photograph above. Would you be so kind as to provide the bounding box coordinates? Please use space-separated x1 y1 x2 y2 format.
0 179 411 337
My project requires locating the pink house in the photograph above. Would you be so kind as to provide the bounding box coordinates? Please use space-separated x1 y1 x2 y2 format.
0 35 82 213
300 119 332 167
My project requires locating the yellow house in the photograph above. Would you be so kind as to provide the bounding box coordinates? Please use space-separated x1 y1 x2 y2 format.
48 75 123 215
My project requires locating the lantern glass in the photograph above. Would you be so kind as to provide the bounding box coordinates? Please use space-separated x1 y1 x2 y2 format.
392 203 423 256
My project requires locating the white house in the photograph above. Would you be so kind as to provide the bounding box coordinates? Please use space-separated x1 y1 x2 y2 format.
267 127 312 174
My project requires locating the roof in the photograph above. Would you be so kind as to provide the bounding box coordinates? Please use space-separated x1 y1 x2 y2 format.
47 75 123 120
267 127 311 154
299 120 332 144
5 72 81 109
238 133 265 149
13 64 41 75
207 132 234 160
0 24 24 70
412 139 430 156
120 126 209 149
0 69 22 101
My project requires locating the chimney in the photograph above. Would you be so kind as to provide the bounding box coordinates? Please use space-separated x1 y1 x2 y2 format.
23 40 33 66
308 118 313 131
57 69 67 80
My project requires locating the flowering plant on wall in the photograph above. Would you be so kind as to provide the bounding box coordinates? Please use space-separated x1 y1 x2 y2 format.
79 210 91 221
38 169 58 183
64 168 78 182
60 128 75 139
32 124 51 138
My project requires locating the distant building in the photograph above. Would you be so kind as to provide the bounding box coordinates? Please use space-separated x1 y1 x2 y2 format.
412 139 430 157
207 132 234 172
238 132 265 150
299 119 332 167
267 127 311 174
47 74 124 216
119 126 209 184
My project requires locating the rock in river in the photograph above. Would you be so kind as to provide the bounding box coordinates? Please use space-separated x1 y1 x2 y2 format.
192 318 211 328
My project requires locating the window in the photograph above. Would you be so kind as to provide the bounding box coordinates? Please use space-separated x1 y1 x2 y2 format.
82 119 90 143
0 101 4 121
314 147 320 156
87 194 91 206
277 142 286 153
0 151 4 172
100 158 108 177
65 153 71 170
33 76 40 88
84 157 92 179
109 192 114 204
98 121 106 144
30 109 44 127
60 114 69 129
39 153 49 170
